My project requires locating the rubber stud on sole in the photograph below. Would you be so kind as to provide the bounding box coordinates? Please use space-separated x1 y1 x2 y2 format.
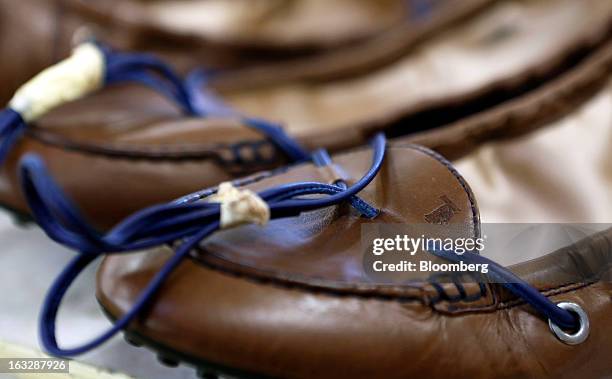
157 354 179 367
197 368 219 379
123 334 142 347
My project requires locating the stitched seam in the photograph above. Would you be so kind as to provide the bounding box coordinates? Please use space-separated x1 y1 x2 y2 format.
467 46 612 139
393 144 489 306
191 145 483 303
451 278 603 313
402 144 481 237
189 255 604 311
183 146 604 314
402 38 612 162
26 132 285 167
192 256 430 304
28 130 251 158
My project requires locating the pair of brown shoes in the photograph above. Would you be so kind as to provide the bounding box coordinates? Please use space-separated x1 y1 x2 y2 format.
2 0 612 378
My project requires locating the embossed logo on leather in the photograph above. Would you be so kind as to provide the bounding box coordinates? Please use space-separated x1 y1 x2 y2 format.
425 196 460 225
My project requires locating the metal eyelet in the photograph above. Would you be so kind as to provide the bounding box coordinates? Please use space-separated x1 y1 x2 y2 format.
548 302 589 345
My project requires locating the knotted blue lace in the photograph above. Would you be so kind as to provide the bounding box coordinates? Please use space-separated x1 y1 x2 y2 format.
0 44 309 165
20 134 385 357
19 131 578 357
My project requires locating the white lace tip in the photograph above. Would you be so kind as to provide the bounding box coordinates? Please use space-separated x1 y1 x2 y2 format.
209 182 271 229
8 43 105 122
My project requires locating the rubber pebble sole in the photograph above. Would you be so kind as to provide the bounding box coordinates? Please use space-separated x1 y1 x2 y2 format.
123 330 264 379
103 306 275 379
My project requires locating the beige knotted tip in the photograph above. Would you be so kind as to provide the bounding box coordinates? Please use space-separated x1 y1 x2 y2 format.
8 43 105 122
208 182 270 229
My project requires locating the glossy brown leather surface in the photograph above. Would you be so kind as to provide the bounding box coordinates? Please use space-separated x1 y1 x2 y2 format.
96 145 612 378
96 143 481 377
193 144 479 288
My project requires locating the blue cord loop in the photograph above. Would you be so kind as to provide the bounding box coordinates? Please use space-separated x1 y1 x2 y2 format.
19 134 385 357
18 131 577 356
0 44 309 166
184 69 235 117
97 44 199 115
311 148 378 218
243 118 311 163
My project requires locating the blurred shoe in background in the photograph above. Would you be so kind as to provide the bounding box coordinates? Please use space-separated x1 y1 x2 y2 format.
0 0 484 105
457 76 612 223
193 0 612 154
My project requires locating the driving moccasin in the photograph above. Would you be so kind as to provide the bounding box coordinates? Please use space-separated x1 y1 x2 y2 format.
0 43 312 228
0 0 485 106
63 0 419 53
4 0 610 113
57 0 488 65
18 134 612 378
200 0 612 154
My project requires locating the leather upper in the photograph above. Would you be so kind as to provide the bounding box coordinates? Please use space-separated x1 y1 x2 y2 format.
95 144 612 379
0 82 290 227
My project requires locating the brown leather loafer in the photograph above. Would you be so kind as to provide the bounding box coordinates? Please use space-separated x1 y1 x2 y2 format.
204 0 612 153
94 143 483 379
23 134 611 378
5 0 608 127
64 0 415 53
0 0 484 105
2 37 610 229
0 42 322 228
96 228 612 379
58 0 489 65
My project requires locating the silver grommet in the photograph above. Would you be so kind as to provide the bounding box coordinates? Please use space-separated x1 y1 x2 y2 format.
548 302 589 345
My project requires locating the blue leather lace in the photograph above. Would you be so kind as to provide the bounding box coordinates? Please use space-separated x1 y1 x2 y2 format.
19 133 579 357
20 134 385 357
0 44 309 165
